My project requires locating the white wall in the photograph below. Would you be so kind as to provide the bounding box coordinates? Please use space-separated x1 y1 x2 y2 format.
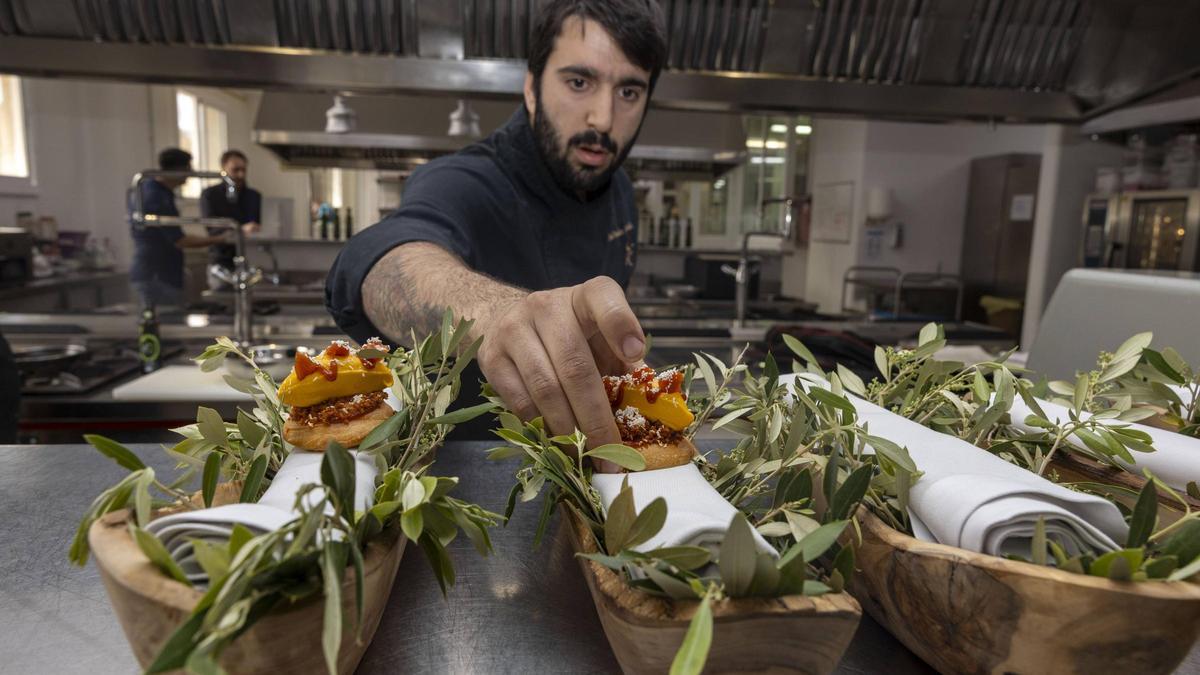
1021 127 1125 346
859 121 1046 275
796 118 1050 315
0 78 155 267
0 77 309 269
799 119 868 313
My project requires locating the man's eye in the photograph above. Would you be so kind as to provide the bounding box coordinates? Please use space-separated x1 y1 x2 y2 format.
620 87 641 102
568 78 588 91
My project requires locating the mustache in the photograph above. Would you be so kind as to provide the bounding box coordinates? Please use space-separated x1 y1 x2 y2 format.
568 129 618 154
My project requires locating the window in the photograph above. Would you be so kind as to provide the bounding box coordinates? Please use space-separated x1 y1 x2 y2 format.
741 115 811 235
0 75 29 179
176 90 228 198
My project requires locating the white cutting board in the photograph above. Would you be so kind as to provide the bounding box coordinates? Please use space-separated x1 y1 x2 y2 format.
111 365 253 402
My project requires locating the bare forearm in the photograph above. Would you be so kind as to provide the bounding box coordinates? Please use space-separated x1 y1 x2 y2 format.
362 242 527 344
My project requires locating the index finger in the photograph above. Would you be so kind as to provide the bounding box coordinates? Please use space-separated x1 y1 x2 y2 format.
571 277 646 366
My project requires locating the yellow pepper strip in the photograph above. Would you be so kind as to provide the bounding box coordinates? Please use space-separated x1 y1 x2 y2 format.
619 388 694 431
277 353 393 407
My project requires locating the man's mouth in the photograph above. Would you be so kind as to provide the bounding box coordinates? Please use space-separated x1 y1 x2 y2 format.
573 144 612 168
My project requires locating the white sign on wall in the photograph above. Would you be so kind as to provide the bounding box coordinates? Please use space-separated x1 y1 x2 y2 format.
812 181 855 243
1009 194 1035 222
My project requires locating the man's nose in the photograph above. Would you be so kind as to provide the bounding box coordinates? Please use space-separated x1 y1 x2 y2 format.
586 90 614 135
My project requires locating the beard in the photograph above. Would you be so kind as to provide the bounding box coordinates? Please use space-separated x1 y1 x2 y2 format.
532 101 637 196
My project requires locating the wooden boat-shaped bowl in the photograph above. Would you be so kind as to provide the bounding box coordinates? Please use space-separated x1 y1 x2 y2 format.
88 508 407 674
845 507 1200 675
564 506 862 675
1049 452 1200 525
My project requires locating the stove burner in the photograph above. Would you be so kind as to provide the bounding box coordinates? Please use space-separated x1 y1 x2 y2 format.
23 372 83 390
19 340 185 395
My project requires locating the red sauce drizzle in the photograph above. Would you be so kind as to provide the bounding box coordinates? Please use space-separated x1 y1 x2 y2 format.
293 351 338 381
603 367 685 409
324 343 351 357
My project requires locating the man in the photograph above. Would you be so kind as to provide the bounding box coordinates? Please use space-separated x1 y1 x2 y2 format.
327 0 666 450
128 148 227 309
200 149 262 290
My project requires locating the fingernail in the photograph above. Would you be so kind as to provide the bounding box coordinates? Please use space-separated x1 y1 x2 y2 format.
622 336 644 361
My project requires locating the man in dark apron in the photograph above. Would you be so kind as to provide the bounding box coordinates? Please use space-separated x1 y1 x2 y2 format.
327 0 665 449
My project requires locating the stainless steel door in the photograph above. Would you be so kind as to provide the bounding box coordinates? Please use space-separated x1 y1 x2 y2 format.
1114 190 1200 271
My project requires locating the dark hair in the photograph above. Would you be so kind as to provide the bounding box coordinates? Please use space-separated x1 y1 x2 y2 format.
220 149 248 166
528 0 667 91
157 147 192 171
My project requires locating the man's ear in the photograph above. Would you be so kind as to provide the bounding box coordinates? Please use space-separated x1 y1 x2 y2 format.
523 72 537 118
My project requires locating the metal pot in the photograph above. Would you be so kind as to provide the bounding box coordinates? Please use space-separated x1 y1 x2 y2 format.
13 343 88 379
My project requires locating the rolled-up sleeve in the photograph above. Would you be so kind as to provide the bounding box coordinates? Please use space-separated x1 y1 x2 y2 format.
324 157 503 343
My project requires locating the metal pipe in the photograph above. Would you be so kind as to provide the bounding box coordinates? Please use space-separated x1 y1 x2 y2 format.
129 170 258 349
729 196 796 328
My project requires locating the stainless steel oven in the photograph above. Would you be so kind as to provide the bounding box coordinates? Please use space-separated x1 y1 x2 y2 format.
1109 190 1200 271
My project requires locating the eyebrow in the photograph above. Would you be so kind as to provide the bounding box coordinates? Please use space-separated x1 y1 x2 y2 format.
557 65 649 90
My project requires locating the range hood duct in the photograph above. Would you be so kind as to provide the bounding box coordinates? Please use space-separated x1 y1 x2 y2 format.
252 92 748 178
4 0 1200 122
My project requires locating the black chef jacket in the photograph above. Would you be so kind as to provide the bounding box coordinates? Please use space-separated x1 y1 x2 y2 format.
326 106 639 344
200 183 262 269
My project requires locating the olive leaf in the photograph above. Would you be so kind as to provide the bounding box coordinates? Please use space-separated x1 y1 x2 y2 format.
586 444 647 471
320 442 356 522
319 541 349 675
239 455 268 503
668 592 713 675
622 497 668 551
84 434 146 472
427 400 496 426
718 513 758 597
130 524 191 585
603 484 638 554
1126 481 1158 548
644 546 711 571
201 452 221 508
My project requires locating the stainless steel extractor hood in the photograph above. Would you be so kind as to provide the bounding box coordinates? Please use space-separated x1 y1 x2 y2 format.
252 92 747 178
2 0 1200 124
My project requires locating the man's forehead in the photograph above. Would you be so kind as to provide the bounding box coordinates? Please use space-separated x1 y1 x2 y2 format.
546 16 650 83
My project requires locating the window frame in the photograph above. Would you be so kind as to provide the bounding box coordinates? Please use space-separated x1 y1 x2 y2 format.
176 88 229 200
0 75 36 196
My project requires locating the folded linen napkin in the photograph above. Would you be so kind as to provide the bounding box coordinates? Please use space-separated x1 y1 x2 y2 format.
591 463 777 561
780 374 1128 558
145 450 380 585
1008 395 1200 492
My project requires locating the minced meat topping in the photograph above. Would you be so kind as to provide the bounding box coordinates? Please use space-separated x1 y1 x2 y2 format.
614 405 683 447
290 391 387 426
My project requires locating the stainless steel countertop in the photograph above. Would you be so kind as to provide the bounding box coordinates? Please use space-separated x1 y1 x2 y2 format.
0 441 944 674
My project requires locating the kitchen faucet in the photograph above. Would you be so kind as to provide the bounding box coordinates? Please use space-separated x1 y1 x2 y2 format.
129 170 261 348
724 196 796 328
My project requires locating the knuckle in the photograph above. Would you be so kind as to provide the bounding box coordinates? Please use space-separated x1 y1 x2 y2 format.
558 353 596 385
526 290 553 311
579 418 614 442
510 395 538 420
525 372 560 401
583 276 617 294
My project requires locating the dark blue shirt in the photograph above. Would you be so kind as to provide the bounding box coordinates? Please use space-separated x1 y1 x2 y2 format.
326 107 639 343
200 183 262 268
128 180 184 287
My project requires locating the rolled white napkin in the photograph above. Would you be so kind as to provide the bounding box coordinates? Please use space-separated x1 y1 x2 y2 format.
258 450 380 515
780 374 1128 558
145 450 380 585
591 463 777 560
1008 395 1200 491
1169 384 1196 409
